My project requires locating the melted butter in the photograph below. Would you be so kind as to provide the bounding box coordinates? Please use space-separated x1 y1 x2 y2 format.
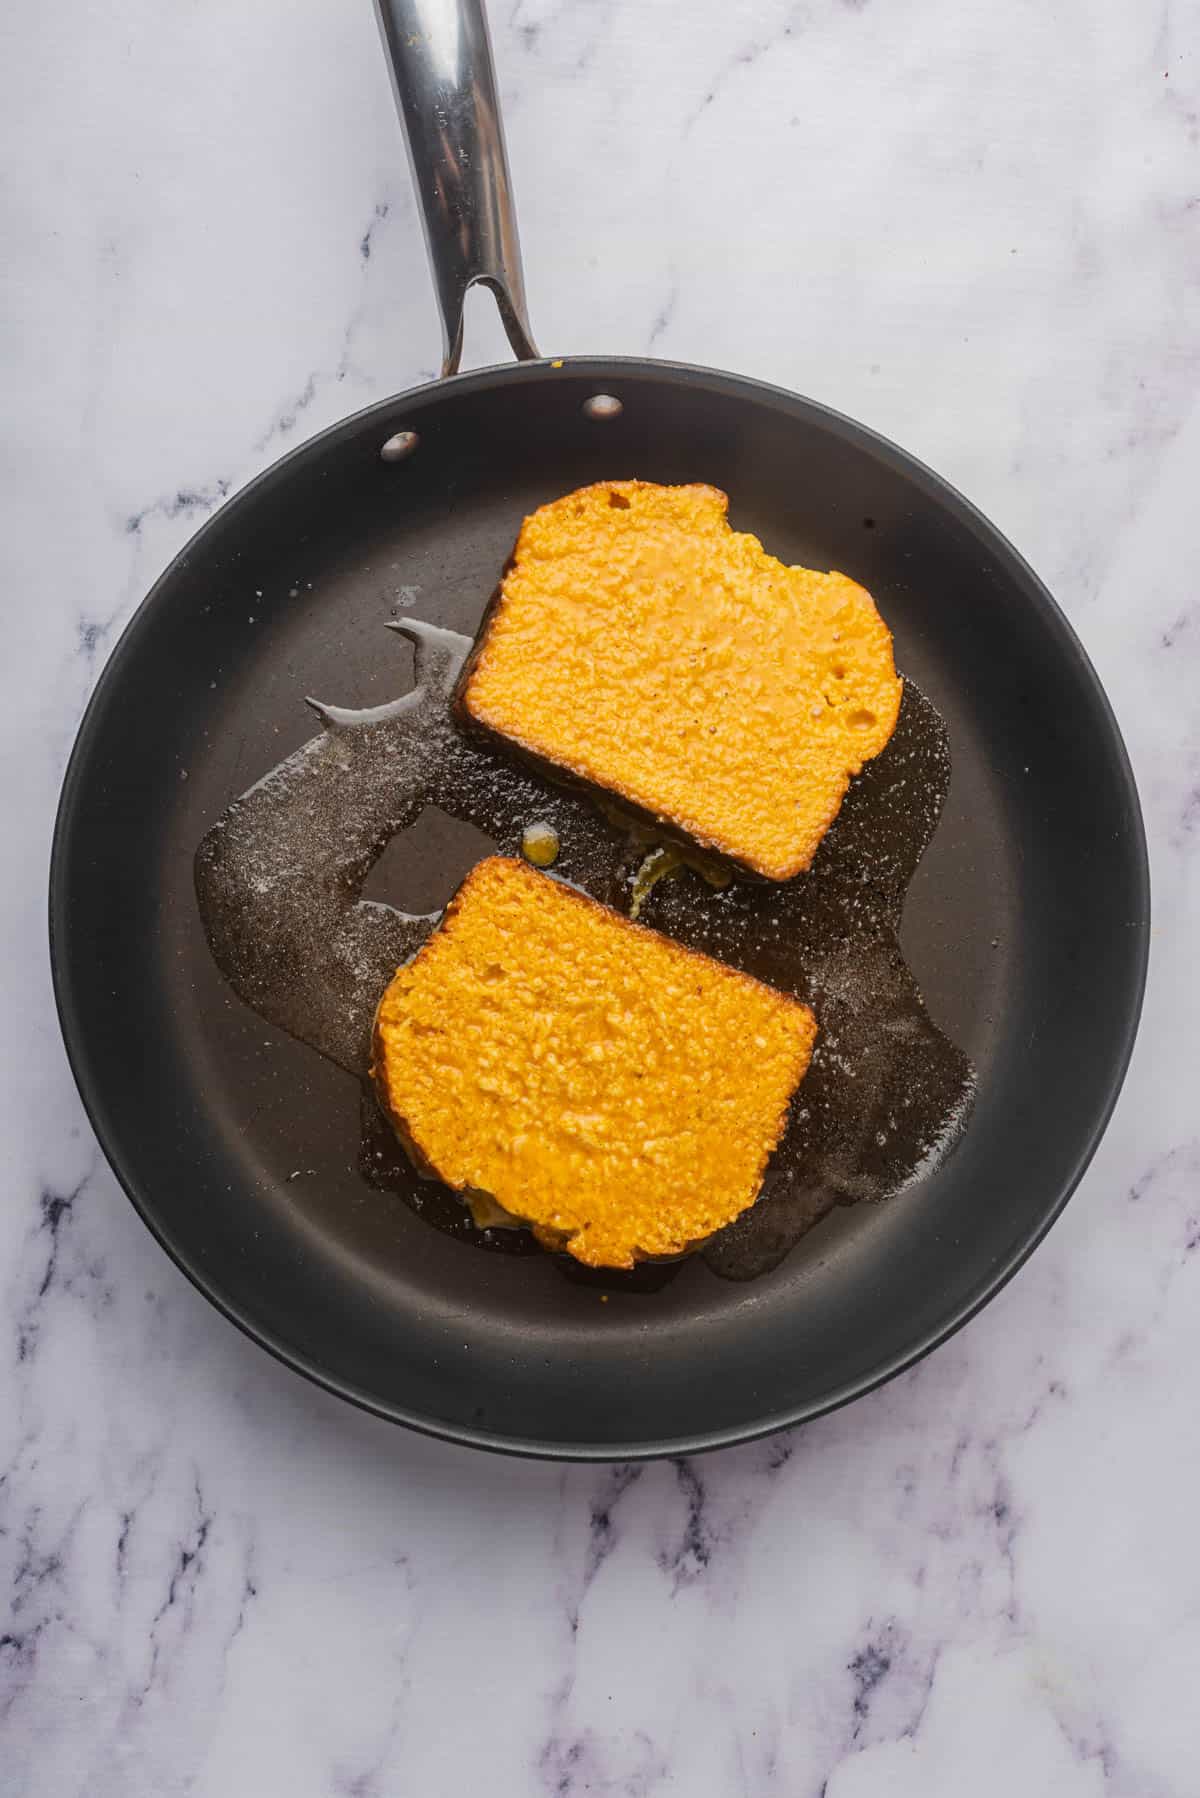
629 846 684 919
196 617 974 1284
521 821 560 867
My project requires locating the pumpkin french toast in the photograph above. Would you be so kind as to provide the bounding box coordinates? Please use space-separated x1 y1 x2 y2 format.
458 480 903 880
372 857 816 1269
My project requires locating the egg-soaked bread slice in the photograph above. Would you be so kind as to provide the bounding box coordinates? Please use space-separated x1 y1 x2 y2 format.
458 480 903 880
372 857 816 1269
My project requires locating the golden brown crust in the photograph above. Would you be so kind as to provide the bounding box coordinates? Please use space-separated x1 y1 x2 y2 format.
459 480 903 881
372 857 816 1269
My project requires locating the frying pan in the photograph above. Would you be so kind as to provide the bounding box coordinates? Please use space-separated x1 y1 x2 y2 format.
50 0 1149 1458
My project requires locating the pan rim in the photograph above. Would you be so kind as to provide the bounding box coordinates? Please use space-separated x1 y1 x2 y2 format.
49 355 1151 1461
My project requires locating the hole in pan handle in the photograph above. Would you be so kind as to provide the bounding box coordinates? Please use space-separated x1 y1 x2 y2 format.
373 0 540 375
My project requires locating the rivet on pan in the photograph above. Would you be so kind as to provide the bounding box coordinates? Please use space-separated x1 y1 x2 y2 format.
583 394 623 421
380 430 420 463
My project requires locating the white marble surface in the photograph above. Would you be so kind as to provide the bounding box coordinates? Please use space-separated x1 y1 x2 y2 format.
3 0 1199 1790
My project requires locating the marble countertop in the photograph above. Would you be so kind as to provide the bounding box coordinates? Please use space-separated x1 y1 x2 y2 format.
4 0 1198 1791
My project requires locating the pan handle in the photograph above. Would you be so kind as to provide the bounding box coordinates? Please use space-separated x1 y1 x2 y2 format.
373 0 539 375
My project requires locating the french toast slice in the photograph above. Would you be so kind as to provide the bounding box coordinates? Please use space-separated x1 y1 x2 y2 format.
458 480 903 880
372 857 816 1269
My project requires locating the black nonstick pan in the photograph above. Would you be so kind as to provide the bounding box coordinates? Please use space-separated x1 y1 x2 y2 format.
50 0 1148 1459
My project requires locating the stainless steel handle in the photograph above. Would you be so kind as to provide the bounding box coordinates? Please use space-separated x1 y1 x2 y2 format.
374 0 539 375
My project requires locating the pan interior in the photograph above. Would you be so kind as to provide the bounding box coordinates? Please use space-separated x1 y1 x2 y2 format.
52 363 1147 1455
